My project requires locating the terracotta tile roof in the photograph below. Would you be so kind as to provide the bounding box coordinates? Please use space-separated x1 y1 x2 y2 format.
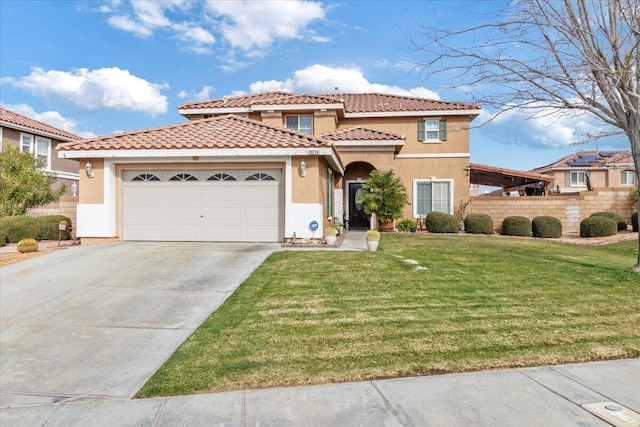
340 93 479 113
57 114 330 152
0 107 81 140
531 150 633 172
179 92 480 113
322 127 404 141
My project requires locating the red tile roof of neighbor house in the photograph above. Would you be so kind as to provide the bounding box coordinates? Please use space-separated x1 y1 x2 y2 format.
178 92 480 113
0 107 81 140
322 127 404 141
530 150 634 172
57 114 331 152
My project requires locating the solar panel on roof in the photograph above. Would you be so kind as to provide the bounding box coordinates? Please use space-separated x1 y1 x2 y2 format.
599 152 616 157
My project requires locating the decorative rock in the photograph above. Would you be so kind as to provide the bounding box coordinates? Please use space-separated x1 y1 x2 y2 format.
403 259 419 265
414 266 428 272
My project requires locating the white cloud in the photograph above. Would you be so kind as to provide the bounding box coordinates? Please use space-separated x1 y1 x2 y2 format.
108 15 152 37
478 103 625 149
204 0 326 51
1 103 96 138
177 85 214 101
248 64 440 99
3 67 169 117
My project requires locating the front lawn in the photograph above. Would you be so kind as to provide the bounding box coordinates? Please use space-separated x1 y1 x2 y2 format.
139 234 640 397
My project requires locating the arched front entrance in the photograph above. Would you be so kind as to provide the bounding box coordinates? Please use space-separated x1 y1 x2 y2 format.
344 161 375 229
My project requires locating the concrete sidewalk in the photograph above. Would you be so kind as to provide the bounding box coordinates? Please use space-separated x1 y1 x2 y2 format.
2 359 638 426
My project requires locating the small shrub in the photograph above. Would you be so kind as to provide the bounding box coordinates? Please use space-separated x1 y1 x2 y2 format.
0 216 40 243
502 216 531 236
0 229 6 247
425 212 458 233
36 215 73 240
589 212 627 231
631 212 638 232
580 216 617 237
532 216 562 238
16 238 38 253
396 219 416 232
464 213 494 234
365 230 380 241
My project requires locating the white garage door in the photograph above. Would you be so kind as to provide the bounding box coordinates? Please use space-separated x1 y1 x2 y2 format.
122 169 282 242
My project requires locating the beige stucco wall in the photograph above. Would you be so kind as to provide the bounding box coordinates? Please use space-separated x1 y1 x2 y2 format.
79 158 104 204
469 188 635 233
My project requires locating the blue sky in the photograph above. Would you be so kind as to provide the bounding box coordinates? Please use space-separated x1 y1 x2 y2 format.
0 0 629 171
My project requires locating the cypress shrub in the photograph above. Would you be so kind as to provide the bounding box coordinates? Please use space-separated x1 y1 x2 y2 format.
580 216 617 237
590 212 628 231
631 212 638 232
0 216 40 243
532 216 562 238
502 216 532 236
425 212 458 233
36 215 73 240
464 213 494 234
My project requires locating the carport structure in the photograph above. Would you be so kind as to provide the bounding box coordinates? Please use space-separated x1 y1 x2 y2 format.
469 163 553 194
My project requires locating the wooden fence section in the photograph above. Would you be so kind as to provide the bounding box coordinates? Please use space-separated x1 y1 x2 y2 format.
469 188 635 233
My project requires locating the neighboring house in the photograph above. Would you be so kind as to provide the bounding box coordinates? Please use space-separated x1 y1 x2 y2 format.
58 92 480 243
0 107 80 195
530 150 636 193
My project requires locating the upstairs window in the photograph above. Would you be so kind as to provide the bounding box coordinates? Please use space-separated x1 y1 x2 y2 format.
418 119 447 142
285 114 313 134
621 170 636 185
20 134 33 153
35 137 51 169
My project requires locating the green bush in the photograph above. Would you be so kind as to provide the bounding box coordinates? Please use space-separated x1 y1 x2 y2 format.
425 212 458 233
589 212 627 231
0 216 40 243
532 216 562 238
632 212 638 232
0 229 6 246
396 218 416 232
580 216 617 237
464 213 494 234
36 215 73 240
502 216 532 236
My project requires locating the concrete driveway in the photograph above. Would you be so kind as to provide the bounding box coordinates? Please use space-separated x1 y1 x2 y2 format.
0 242 277 408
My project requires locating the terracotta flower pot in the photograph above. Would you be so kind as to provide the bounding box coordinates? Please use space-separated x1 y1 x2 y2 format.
378 220 394 232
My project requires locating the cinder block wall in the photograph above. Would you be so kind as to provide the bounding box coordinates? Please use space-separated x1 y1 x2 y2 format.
27 196 78 230
469 188 635 233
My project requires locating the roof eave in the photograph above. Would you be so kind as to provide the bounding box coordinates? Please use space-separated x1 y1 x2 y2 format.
343 109 481 118
0 121 78 142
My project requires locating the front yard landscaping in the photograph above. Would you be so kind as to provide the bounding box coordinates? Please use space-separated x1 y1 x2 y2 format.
139 234 640 397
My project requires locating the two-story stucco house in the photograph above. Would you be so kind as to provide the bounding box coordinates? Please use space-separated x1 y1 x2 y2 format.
530 150 636 193
58 92 480 243
1 107 80 195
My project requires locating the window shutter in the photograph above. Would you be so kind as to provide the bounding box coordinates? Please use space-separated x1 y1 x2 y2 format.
418 120 425 141
565 172 570 186
439 119 447 141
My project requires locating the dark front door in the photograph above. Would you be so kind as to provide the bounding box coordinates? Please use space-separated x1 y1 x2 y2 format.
348 182 369 228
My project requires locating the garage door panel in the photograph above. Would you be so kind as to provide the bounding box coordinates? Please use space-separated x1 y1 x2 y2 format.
122 169 281 242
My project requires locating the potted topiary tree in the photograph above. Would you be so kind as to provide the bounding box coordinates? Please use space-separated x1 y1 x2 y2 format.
357 169 408 232
365 230 380 251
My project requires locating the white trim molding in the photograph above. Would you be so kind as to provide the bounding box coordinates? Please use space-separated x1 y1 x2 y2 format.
395 153 470 159
345 109 481 119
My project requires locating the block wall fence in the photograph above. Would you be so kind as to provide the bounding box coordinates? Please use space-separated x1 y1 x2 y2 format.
27 196 78 231
469 188 635 233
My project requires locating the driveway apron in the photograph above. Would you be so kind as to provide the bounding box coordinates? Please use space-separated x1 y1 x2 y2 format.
0 242 277 407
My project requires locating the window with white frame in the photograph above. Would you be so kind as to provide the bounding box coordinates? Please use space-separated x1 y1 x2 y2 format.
413 180 453 216
621 170 636 185
569 171 587 186
35 136 51 169
285 114 313 134
20 133 33 153
418 119 447 142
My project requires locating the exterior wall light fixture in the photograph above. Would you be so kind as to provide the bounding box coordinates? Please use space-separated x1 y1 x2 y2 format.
300 159 307 177
85 161 94 178
71 181 78 196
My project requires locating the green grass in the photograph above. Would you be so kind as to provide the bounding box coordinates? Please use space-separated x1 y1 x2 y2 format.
139 234 640 397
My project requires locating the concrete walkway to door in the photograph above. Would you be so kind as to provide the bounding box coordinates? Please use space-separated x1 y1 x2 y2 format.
0 242 278 408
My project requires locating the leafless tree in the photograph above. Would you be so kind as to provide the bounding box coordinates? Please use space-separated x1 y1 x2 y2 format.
415 0 639 270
